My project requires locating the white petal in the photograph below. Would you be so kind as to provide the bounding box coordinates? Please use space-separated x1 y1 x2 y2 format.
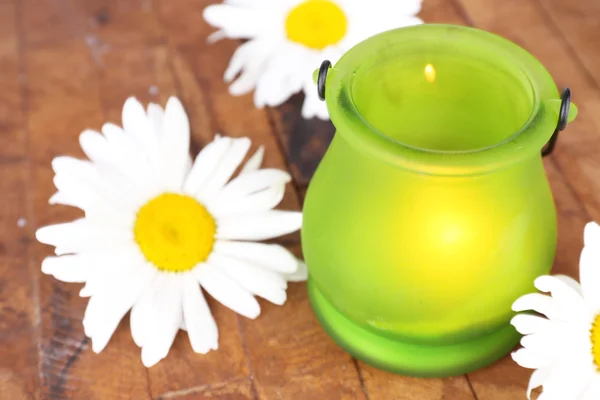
230 65 264 96
203 5 279 39
254 46 306 108
584 221 600 247
141 274 183 367
159 97 190 191
83 255 156 353
284 260 308 282
302 85 330 120
79 129 108 163
554 274 584 296
193 263 260 319
542 359 595 399
512 293 558 320
182 278 218 354
197 137 251 202
130 284 157 348
209 184 286 217
240 146 264 174
510 314 552 335
216 210 302 241
209 253 287 305
42 255 87 282
48 191 70 206
225 40 275 97
183 136 232 195
212 241 297 273
580 245 600 312
101 122 159 197
41 255 88 283
122 97 160 171
147 103 165 139
51 156 137 215
527 365 554 400
78 130 147 207
511 348 553 369
36 220 132 253
583 376 600 400
217 169 290 199
534 276 589 321
519 329 572 356
224 40 265 83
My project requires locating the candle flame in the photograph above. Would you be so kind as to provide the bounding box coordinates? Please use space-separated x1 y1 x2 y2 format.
424 64 436 83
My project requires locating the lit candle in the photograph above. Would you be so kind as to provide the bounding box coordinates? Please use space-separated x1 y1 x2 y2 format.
424 63 436 83
304 24 577 378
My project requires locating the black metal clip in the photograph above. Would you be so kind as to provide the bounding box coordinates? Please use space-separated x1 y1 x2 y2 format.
317 60 331 101
542 88 571 157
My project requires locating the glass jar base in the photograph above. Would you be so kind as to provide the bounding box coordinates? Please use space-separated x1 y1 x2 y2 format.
308 280 521 377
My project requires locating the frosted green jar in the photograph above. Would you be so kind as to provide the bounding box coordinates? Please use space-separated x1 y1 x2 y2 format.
302 24 577 377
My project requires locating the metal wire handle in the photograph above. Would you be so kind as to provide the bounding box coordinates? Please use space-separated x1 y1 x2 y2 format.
317 60 331 101
542 88 571 157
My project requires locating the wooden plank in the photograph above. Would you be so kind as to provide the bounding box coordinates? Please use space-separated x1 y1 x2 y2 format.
0 2 40 400
537 0 600 87
27 40 152 400
358 364 475 400
267 97 334 187
157 378 254 400
21 0 161 47
0 0 26 159
94 42 251 396
454 0 600 221
0 166 38 400
155 0 371 398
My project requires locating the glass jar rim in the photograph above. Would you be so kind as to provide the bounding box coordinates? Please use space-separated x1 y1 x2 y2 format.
323 24 562 176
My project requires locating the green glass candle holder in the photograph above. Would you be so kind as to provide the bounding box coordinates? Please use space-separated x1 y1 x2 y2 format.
302 24 578 377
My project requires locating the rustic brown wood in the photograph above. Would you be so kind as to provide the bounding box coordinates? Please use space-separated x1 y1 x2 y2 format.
4 0 600 399
21 0 162 47
358 364 475 400
536 0 600 88
155 379 254 400
455 0 600 221
0 2 40 400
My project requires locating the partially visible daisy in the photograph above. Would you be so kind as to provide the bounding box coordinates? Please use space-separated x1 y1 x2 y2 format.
203 0 423 120
37 96 307 367
510 222 600 399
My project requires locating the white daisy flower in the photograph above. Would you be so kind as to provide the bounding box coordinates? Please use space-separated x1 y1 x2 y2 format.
36 96 306 367
203 0 423 120
510 222 600 399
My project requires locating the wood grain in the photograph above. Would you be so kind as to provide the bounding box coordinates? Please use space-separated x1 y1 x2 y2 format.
0 2 39 400
4 0 600 399
536 0 600 88
156 379 254 400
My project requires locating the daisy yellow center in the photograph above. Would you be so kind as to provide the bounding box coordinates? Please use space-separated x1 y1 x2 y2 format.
285 0 347 50
134 193 216 273
592 314 600 369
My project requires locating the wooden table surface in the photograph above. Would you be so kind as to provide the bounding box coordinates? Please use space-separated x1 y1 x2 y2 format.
1 0 599 399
